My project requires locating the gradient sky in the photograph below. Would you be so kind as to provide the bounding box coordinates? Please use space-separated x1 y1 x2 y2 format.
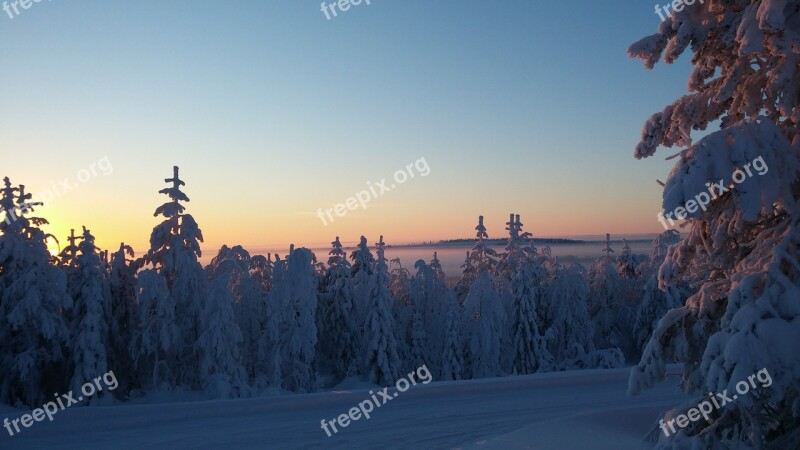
0 0 697 255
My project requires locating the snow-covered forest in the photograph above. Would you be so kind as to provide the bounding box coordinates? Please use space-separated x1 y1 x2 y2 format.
1 168 683 405
2 1 800 449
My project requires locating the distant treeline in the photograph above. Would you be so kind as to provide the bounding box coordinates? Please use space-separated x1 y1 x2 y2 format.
390 237 585 248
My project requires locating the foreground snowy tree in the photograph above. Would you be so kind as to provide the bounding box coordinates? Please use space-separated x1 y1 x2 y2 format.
350 235 375 326
632 231 687 351
462 270 505 379
588 235 634 359
0 180 71 407
142 166 208 388
507 258 552 374
206 245 267 385
460 216 504 379
108 243 139 396
408 256 454 377
132 269 178 388
628 2 800 447
362 236 401 386
197 277 249 399
543 262 595 368
318 237 359 383
68 227 112 400
440 309 463 381
269 247 318 393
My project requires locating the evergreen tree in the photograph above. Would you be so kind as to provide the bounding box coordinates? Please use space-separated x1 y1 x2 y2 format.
318 237 359 383
588 234 633 359
362 236 401 386
268 247 318 393
68 226 112 400
108 242 139 397
142 166 207 388
206 245 267 385
409 256 453 377
628 4 800 446
544 262 597 369
131 269 177 388
197 276 249 399
440 309 463 381
632 231 686 351
508 258 552 374
462 270 504 379
350 235 375 327
0 180 71 407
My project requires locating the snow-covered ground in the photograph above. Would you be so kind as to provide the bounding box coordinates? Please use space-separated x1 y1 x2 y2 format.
1 366 686 449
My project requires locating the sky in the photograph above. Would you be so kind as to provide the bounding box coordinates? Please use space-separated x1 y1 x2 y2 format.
0 0 698 255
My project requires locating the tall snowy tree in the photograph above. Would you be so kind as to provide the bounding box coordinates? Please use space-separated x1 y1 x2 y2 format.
68 226 112 401
388 258 413 304
206 245 267 385
197 276 249 399
440 309 463 381
632 231 688 351
588 234 635 360
318 237 359 383
362 236 401 386
409 256 455 377
458 216 504 379
350 235 375 327
0 180 71 407
267 247 318 393
543 262 595 369
628 3 800 447
57 228 80 272
108 242 139 397
131 269 178 388
507 257 552 375
142 166 208 388
462 269 505 379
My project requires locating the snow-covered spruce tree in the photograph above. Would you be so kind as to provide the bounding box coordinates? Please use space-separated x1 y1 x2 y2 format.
497 213 535 282
454 251 474 305
389 257 413 304
588 234 635 360
462 269 505 379
430 251 446 281
543 261 596 369
460 218 505 380
617 239 646 279
440 309 463 381
206 245 267 385
262 254 288 389
507 256 553 375
318 237 359 383
362 236 401 386
108 242 139 397
350 235 375 326
468 216 499 276
496 213 552 373
499 216 549 303
142 166 207 388
387 257 415 368
68 226 112 401
249 254 273 293
632 231 688 352
627 3 800 447
197 276 249 399
57 228 80 273
0 180 71 407
271 247 318 393
131 269 178 388
408 255 454 377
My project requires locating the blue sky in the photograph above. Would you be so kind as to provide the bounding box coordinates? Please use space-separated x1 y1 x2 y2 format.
0 1 697 251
